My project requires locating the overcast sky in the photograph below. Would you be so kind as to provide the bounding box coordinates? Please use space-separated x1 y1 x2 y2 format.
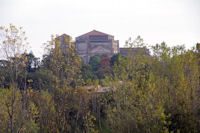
1 0 200 58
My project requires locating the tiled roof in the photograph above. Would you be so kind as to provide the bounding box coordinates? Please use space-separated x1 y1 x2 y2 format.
77 30 112 37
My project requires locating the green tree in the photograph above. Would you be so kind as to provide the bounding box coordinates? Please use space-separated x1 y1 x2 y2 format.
89 55 101 71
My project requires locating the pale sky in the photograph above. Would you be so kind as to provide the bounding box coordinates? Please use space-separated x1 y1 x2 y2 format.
1 0 200 58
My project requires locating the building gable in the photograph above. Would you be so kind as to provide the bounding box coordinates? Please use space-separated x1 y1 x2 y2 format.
77 30 113 38
90 46 111 54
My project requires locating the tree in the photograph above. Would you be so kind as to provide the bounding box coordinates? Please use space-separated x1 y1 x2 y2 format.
81 63 97 84
89 55 101 71
0 24 29 133
97 56 112 79
110 54 125 66
151 43 200 132
23 52 40 73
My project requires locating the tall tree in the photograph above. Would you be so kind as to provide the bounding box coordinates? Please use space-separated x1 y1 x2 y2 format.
0 24 29 133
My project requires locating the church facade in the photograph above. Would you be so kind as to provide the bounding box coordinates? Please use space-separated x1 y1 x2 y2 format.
75 30 119 63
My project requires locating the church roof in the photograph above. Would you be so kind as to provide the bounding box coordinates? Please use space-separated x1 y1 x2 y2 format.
77 30 113 37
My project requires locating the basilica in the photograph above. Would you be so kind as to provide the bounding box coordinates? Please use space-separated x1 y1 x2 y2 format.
58 30 149 63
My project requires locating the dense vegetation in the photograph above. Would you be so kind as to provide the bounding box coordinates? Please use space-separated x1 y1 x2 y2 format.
0 25 200 133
